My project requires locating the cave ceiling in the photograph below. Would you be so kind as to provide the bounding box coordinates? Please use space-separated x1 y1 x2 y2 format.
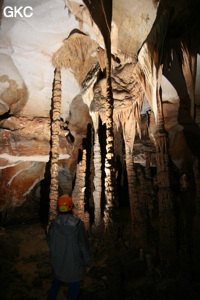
0 0 200 211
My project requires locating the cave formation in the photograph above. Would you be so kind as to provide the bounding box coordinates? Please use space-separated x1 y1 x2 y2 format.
0 0 200 299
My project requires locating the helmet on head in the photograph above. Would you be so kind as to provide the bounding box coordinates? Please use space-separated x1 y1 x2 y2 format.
58 195 73 212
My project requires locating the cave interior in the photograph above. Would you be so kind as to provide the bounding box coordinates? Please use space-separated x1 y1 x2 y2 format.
0 0 200 299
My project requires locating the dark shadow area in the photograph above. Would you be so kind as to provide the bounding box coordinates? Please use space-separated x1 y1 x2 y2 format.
83 123 94 224
1 208 200 300
39 161 51 225
116 154 129 208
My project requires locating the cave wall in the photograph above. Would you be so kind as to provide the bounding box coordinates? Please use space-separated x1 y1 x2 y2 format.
0 0 93 217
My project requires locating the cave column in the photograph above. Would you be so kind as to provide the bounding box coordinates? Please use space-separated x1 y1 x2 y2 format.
48 67 62 225
144 154 155 222
154 82 177 265
103 36 116 230
122 111 148 249
137 45 178 264
72 149 88 226
136 165 151 252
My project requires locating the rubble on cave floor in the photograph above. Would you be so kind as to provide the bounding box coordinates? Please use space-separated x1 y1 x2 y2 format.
0 211 200 300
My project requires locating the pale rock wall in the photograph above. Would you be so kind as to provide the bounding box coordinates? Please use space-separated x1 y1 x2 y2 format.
0 0 81 118
0 0 89 211
112 0 158 57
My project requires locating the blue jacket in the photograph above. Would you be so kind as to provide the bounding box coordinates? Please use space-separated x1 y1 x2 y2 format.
47 214 92 282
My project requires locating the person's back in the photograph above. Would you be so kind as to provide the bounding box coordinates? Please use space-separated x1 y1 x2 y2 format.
46 195 92 300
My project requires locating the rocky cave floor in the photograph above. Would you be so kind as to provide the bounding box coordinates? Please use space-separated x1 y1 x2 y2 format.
0 207 200 300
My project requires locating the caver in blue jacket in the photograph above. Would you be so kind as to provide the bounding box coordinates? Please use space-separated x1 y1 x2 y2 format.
47 213 92 283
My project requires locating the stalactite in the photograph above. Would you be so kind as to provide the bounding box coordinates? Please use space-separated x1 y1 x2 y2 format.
137 44 158 122
52 33 99 86
48 67 62 225
72 149 87 224
120 112 142 242
116 104 149 246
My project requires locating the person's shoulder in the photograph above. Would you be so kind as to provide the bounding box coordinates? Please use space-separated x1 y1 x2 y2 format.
68 214 82 226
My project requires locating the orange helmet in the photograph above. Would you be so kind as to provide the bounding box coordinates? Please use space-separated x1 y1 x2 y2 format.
58 195 73 212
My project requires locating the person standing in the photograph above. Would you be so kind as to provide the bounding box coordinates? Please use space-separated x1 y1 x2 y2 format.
46 194 92 300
